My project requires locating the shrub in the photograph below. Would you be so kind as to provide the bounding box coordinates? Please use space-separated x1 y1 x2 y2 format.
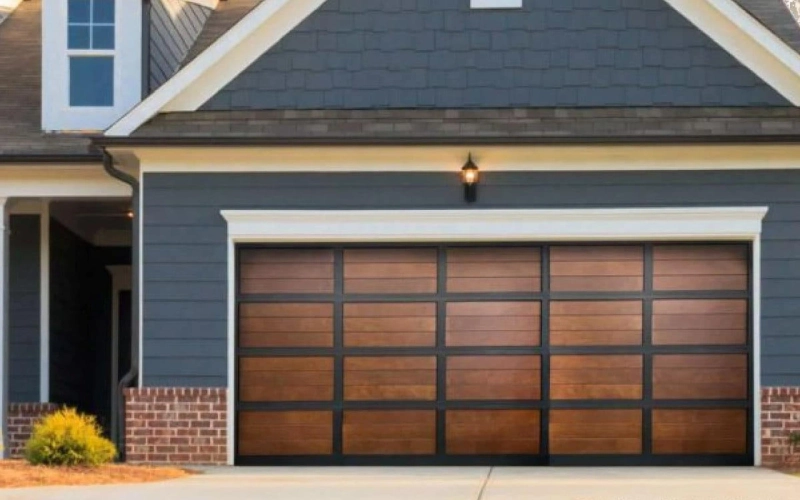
24 408 116 467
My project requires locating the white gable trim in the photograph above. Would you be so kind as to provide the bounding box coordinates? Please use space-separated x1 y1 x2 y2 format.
108 0 800 138
105 0 326 136
665 0 800 105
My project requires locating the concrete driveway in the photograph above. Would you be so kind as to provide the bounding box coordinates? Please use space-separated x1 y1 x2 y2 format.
1 467 798 500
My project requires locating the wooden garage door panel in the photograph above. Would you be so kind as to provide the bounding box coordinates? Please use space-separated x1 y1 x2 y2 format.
343 410 436 455
239 249 334 294
551 355 643 400
550 410 643 454
447 410 540 455
653 355 748 400
344 356 437 401
238 411 333 456
344 248 437 294
239 357 333 402
550 301 643 346
447 356 541 400
551 246 644 292
653 300 747 346
446 301 541 347
239 303 334 348
344 303 436 347
447 247 541 293
652 409 747 454
653 245 748 291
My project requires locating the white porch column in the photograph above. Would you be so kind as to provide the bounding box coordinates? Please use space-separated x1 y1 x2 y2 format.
0 198 8 458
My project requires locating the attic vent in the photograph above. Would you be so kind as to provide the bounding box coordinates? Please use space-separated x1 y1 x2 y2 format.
471 0 523 8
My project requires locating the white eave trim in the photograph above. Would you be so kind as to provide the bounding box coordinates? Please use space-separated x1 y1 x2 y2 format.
221 207 769 243
105 0 327 136
665 0 800 105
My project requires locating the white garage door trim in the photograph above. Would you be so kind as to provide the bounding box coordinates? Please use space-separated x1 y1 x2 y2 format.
221 206 769 466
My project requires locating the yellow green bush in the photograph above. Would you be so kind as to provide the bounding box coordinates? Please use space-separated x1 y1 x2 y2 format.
24 408 116 467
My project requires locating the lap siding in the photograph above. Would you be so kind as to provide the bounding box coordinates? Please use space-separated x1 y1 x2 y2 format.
142 170 800 387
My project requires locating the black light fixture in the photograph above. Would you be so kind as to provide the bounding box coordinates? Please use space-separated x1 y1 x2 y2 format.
461 153 480 203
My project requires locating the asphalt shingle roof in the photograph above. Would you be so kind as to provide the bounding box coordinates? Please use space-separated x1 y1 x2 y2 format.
0 0 92 156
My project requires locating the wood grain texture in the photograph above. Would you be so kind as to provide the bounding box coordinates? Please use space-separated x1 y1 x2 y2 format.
550 355 643 400
343 410 436 455
652 409 747 454
239 249 334 294
446 247 541 293
550 301 642 346
652 354 748 400
344 303 436 347
239 357 334 402
238 411 333 456
446 410 540 455
653 245 748 291
239 303 334 348
550 246 644 292
344 356 436 401
447 356 541 401
344 248 437 294
550 409 643 454
652 299 747 346
446 301 541 347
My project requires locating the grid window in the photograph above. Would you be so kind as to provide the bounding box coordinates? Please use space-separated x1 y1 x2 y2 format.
67 0 115 50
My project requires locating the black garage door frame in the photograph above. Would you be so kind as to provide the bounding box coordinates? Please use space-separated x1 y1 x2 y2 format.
234 242 754 466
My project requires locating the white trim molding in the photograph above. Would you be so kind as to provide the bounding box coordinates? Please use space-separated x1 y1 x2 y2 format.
221 206 768 466
221 207 769 243
39 201 50 403
106 0 326 136
132 144 800 174
664 0 800 105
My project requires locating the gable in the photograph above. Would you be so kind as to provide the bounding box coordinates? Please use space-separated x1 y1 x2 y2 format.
201 0 788 110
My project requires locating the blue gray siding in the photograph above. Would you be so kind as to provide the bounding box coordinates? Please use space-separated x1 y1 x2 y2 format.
149 0 212 91
9 215 40 403
143 170 800 388
202 0 786 110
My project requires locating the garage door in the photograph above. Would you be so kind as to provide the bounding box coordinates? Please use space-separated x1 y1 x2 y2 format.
235 244 752 466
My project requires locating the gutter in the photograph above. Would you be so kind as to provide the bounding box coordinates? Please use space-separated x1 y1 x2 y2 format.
101 151 140 460
0 154 103 164
93 134 800 148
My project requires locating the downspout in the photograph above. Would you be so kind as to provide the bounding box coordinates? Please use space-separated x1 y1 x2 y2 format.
102 151 140 460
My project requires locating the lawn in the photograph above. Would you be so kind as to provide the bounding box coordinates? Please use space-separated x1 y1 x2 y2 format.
0 460 191 488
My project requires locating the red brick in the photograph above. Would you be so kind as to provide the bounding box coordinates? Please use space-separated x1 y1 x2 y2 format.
125 388 227 466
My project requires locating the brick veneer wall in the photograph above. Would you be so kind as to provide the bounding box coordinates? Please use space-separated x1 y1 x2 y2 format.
124 388 227 465
762 387 800 468
7 403 58 458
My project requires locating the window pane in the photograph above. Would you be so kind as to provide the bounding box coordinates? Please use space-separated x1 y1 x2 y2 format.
70 56 114 107
92 26 115 49
68 25 90 49
68 0 91 23
93 0 115 24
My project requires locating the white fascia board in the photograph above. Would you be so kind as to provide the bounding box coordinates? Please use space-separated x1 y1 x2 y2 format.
665 0 800 105
185 0 219 8
105 0 326 136
221 207 769 243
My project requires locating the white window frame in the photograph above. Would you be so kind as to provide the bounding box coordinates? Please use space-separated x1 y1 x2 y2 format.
42 0 141 131
220 207 767 466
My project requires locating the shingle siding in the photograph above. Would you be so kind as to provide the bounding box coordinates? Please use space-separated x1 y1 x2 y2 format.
149 0 212 92
202 0 787 111
143 170 800 388
9 215 40 403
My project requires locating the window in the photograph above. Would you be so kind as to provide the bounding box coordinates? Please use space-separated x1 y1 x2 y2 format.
67 0 115 107
470 0 523 8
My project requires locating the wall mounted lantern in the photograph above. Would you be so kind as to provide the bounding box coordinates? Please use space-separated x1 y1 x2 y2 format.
461 153 480 203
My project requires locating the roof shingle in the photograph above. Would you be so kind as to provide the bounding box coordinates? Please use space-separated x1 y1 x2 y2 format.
0 0 92 156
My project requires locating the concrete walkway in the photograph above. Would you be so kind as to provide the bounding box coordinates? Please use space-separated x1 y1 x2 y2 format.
1 467 798 500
